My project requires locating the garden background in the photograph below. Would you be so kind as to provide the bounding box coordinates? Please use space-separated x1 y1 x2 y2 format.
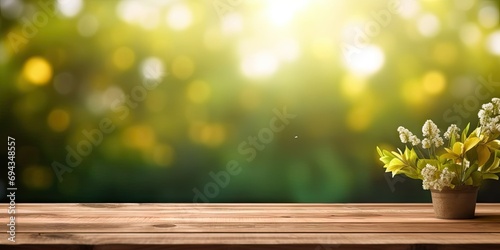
1 0 500 202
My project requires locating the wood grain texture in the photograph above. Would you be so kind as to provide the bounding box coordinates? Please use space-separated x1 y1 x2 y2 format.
1 203 500 247
3 245 500 250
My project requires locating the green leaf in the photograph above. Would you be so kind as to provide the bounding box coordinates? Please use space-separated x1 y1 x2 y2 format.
464 137 481 153
386 158 405 173
452 142 464 155
379 155 393 164
398 167 419 179
490 168 500 174
486 140 500 150
477 144 491 167
464 176 473 185
391 150 402 159
404 146 411 160
446 163 460 176
409 148 418 163
471 171 483 186
461 123 470 142
441 152 459 160
463 163 479 181
483 173 500 180
484 151 500 172
468 127 479 139
450 131 457 148
377 148 397 165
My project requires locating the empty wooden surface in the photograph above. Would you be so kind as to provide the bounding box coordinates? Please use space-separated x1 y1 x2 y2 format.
1 203 500 247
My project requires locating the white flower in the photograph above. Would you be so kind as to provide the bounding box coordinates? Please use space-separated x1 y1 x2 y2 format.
421 164 437 179
492 97 500 106
444 124 460 140
421 138 431 149
397 126 408 143
440 167 455 186
397 126 420 145
432 137 444 148
399 134 407 143
482 103 494 112
478 98 500 136
478 110 486 120
421 165 455 191
409 135 421 146
422 120 440 137
421 120 443 148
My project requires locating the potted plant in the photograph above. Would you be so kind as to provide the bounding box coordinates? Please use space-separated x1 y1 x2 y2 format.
377 98 500 219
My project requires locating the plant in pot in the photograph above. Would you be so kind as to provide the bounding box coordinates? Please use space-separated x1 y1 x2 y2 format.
377 98 500 219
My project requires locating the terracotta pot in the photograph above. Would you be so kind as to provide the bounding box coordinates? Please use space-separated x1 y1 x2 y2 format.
430 185 479 219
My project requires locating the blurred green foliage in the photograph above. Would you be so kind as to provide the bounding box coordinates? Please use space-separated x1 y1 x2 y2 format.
1 0 499 202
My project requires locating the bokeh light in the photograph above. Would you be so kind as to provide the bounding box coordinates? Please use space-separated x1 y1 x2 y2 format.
53 72 76 95
22 57 53 85
22 165 53 190
113 46 136 70
166 3 193 31
0 0 23 19
417 13 440 37
47 108 71 132
187 80 211 104
460 23 482 46
172 55 194 80
479 3 499 29
57 0 83 18
77 14 99 37
141 57 164 80
343 45 385 76
151 144 175 167
2 0 500 203
486 30 500 55
241 51 279 79
422 71 446 96
124 125 156 150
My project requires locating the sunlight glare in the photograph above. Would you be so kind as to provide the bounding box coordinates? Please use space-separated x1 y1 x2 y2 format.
343 45 385 76
265 0 307 27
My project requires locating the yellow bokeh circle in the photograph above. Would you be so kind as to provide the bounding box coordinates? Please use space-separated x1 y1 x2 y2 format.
422 71 446 95
172 55 195 80
113 46 135 70
187 80 211 103
22 57 53 85
47 109 71 132
22 165 53 190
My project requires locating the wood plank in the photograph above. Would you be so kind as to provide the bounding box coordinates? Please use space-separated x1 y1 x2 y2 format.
11 203 500 209
1 204 500 245
6 204 500 234
2 233 500 245
9 203 500 215
12 222 500 233
4 244 500 250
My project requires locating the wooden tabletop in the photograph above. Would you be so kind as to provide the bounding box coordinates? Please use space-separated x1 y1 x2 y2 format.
1 203 500 248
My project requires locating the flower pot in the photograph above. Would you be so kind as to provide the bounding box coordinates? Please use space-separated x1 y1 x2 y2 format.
430 185 479 219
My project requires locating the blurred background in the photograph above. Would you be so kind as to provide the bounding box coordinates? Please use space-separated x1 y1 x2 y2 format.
1 0 500 202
